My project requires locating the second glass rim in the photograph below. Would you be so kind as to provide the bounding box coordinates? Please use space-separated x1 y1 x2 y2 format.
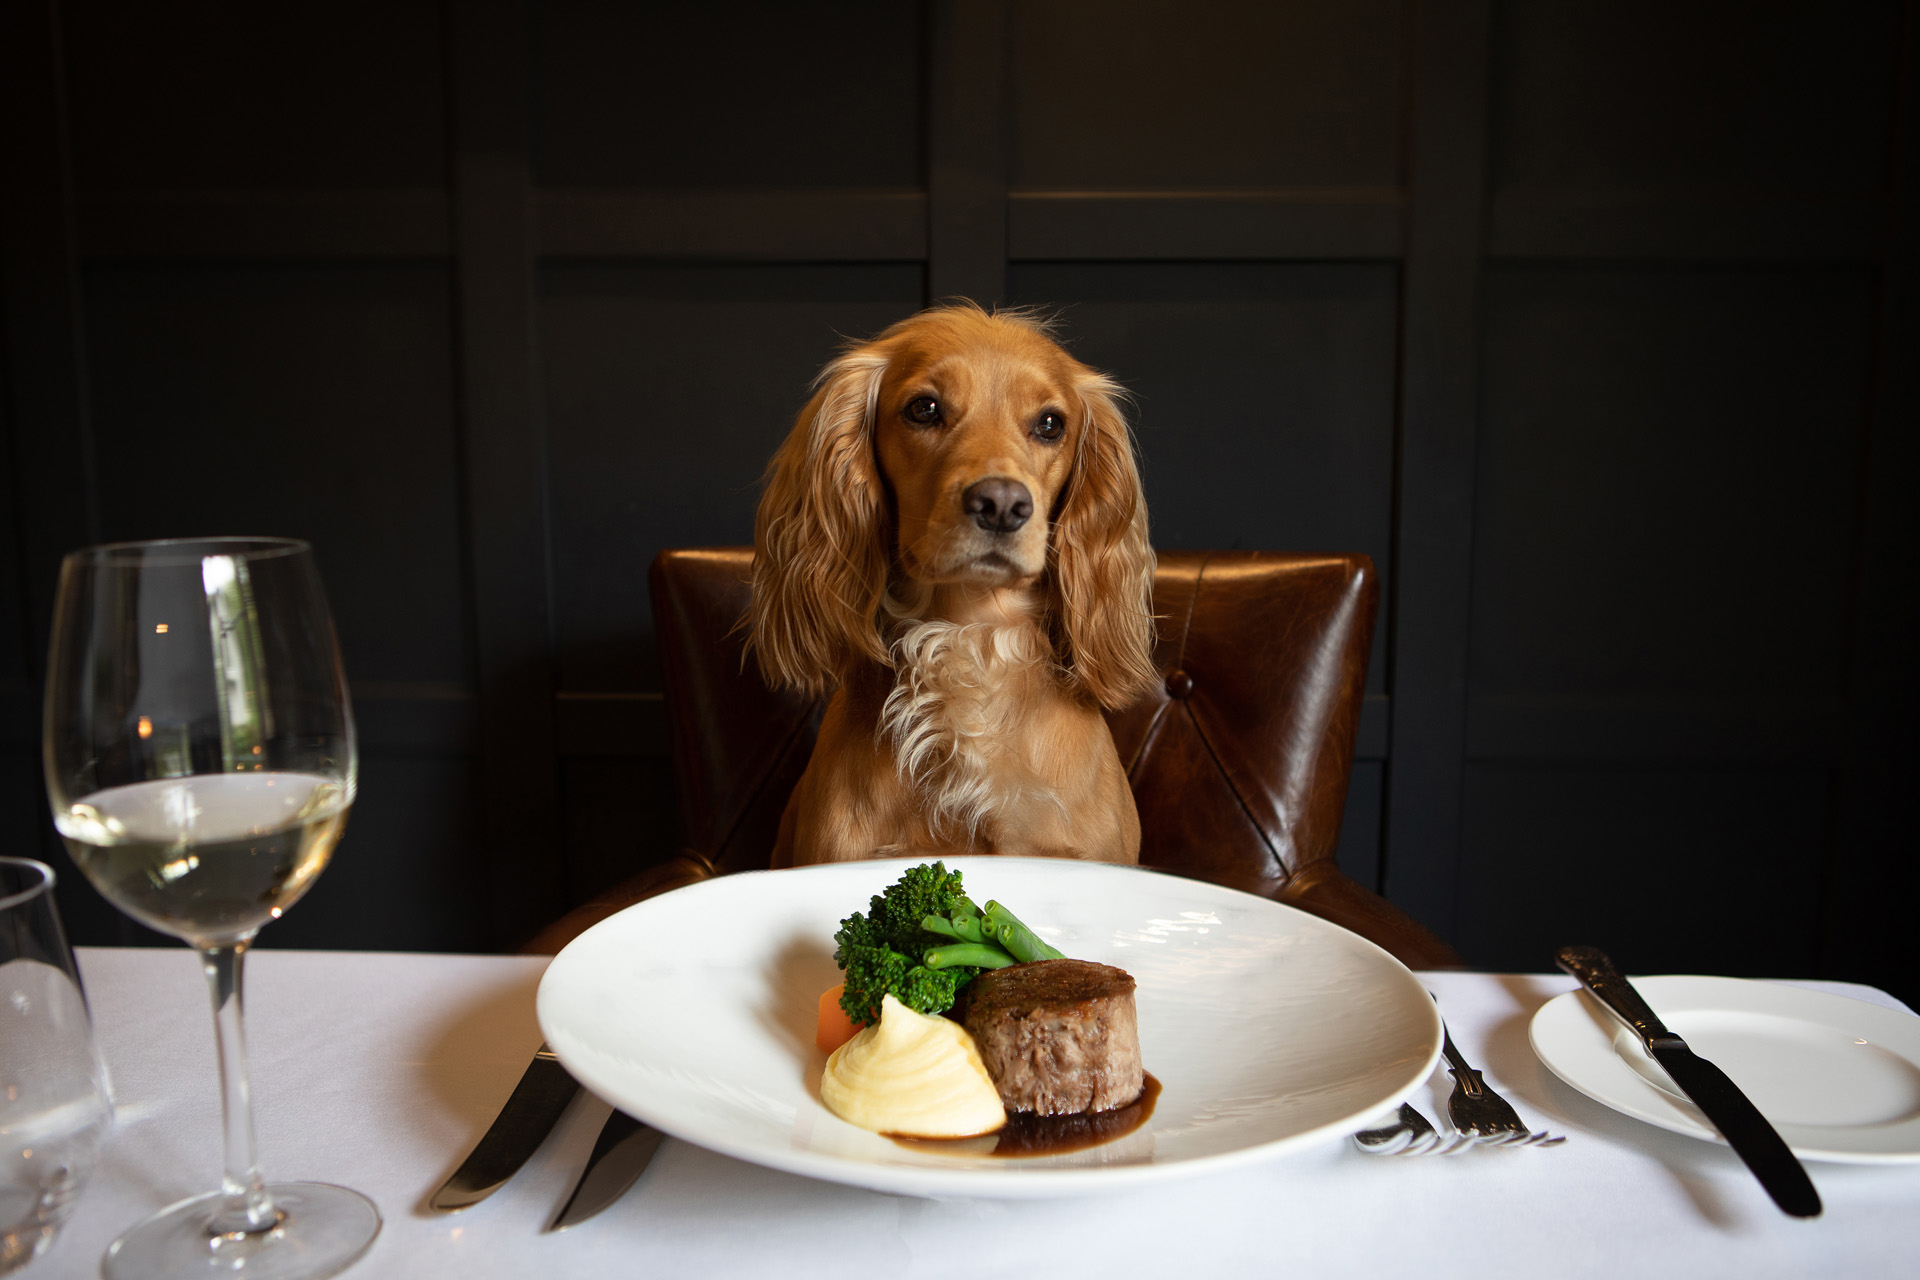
65 536 312 569
0 855 57 913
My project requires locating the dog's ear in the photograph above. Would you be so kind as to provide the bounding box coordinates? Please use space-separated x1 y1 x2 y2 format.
749 345 893 697
1048 371 1159 709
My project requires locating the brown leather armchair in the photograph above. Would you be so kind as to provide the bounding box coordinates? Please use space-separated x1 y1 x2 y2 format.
525 548 1459 968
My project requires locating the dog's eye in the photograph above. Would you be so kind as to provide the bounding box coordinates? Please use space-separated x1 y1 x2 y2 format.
1034 410 1068 442
903 396 941 426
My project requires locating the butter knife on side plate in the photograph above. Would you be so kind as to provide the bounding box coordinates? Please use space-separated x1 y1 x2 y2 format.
430 1042 582 1212
547 1109 666 1231
1554 945 1821 1218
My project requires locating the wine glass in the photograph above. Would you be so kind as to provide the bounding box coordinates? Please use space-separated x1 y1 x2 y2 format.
1 857 113 1273
42 538 379 1279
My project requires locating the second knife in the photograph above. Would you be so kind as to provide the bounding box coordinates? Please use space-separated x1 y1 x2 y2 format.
1555 945 1821 1218
547 1108 666 1231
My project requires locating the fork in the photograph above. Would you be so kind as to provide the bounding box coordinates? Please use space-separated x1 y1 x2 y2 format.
1352 1102 1473 1156
1439 1021 1565 1148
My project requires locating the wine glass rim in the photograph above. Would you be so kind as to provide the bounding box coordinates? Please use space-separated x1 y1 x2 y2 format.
69 536 312 567
0 856 56 912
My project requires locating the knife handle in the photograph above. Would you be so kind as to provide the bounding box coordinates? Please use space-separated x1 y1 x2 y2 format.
1554 946 1678 1045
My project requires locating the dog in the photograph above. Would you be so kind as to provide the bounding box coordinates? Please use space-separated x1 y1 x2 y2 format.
749 302 1159 867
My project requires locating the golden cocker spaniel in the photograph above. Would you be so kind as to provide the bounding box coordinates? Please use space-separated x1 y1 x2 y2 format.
749 302 1158 867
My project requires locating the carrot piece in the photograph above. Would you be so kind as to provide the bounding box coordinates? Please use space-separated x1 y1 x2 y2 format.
816 983 861 1054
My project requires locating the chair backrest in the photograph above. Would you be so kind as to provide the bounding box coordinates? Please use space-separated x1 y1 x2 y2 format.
649 547 1457 967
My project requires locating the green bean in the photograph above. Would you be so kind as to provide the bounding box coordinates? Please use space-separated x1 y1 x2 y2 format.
923 942 1018 970
982 901 1065 963
920 915 963 941
947 912 987 944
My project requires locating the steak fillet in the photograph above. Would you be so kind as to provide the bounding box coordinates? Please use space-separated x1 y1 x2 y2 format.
962 959 1143 1115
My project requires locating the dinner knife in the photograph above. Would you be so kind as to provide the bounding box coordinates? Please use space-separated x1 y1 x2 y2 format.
1554 946 1821 1218
430 1042 582 1212
546 1108 666 1231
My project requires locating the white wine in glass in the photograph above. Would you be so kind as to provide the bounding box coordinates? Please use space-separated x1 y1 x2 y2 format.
43 538 378 1280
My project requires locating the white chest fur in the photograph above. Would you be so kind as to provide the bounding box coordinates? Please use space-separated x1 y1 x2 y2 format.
878 615 1061 841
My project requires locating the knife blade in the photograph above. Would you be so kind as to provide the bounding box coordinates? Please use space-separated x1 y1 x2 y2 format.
430 1042 582 1212
1555 945 1821 1218
546 1108 666 1231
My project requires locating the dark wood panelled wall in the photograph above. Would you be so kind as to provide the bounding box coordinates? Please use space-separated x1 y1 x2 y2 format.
2 1 1914 1000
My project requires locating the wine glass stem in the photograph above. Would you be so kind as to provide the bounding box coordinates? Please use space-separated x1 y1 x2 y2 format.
199 941 279 1234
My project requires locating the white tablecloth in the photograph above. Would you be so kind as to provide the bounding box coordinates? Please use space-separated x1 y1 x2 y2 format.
36 948 1919 1279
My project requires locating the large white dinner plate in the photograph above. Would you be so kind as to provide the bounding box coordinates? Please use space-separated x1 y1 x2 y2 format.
538 856 1441 1198
1530 976 1920 1164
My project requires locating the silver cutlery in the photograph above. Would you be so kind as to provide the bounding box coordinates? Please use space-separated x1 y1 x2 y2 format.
1556 945 1818 1217
547 1109 666 1231
1439 1020 1565 1148
430 1043 582 1212
1352 1102 1472 1155
1355 999 1564 1155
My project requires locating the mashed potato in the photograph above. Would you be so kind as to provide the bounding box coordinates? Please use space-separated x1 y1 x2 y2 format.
820 994 1007 1138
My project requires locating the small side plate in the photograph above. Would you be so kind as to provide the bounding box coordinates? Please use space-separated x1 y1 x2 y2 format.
1530 975 1920 1163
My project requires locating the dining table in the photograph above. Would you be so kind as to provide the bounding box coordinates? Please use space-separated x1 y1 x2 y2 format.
36 946 1920 1279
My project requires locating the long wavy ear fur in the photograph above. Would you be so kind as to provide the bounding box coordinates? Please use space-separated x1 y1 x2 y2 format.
1049 371 1159 709
749 345 893 697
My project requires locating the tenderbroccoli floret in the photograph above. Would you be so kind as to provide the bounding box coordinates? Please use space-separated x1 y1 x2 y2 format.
831 861 1067 1026
831 911 884 969
862 861 978 954
836 943 967 1025
832 862 985 1025
893 963 968 1016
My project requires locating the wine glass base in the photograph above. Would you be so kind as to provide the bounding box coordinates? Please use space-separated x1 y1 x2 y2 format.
102 1182 379 1280
2 1222 58 1275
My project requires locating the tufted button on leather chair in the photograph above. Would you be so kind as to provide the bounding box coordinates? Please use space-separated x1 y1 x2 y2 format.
524 548 1459 968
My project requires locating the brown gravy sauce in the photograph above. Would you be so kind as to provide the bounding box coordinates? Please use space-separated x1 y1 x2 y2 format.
891 1072 1160 1159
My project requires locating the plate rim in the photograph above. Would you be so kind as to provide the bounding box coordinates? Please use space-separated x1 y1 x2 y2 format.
1528 974 1920 1164
537 856 1444 1198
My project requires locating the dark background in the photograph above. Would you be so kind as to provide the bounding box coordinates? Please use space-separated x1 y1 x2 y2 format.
2 1 1913 1003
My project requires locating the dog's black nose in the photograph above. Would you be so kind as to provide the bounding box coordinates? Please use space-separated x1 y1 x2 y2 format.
963 478 1033 533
